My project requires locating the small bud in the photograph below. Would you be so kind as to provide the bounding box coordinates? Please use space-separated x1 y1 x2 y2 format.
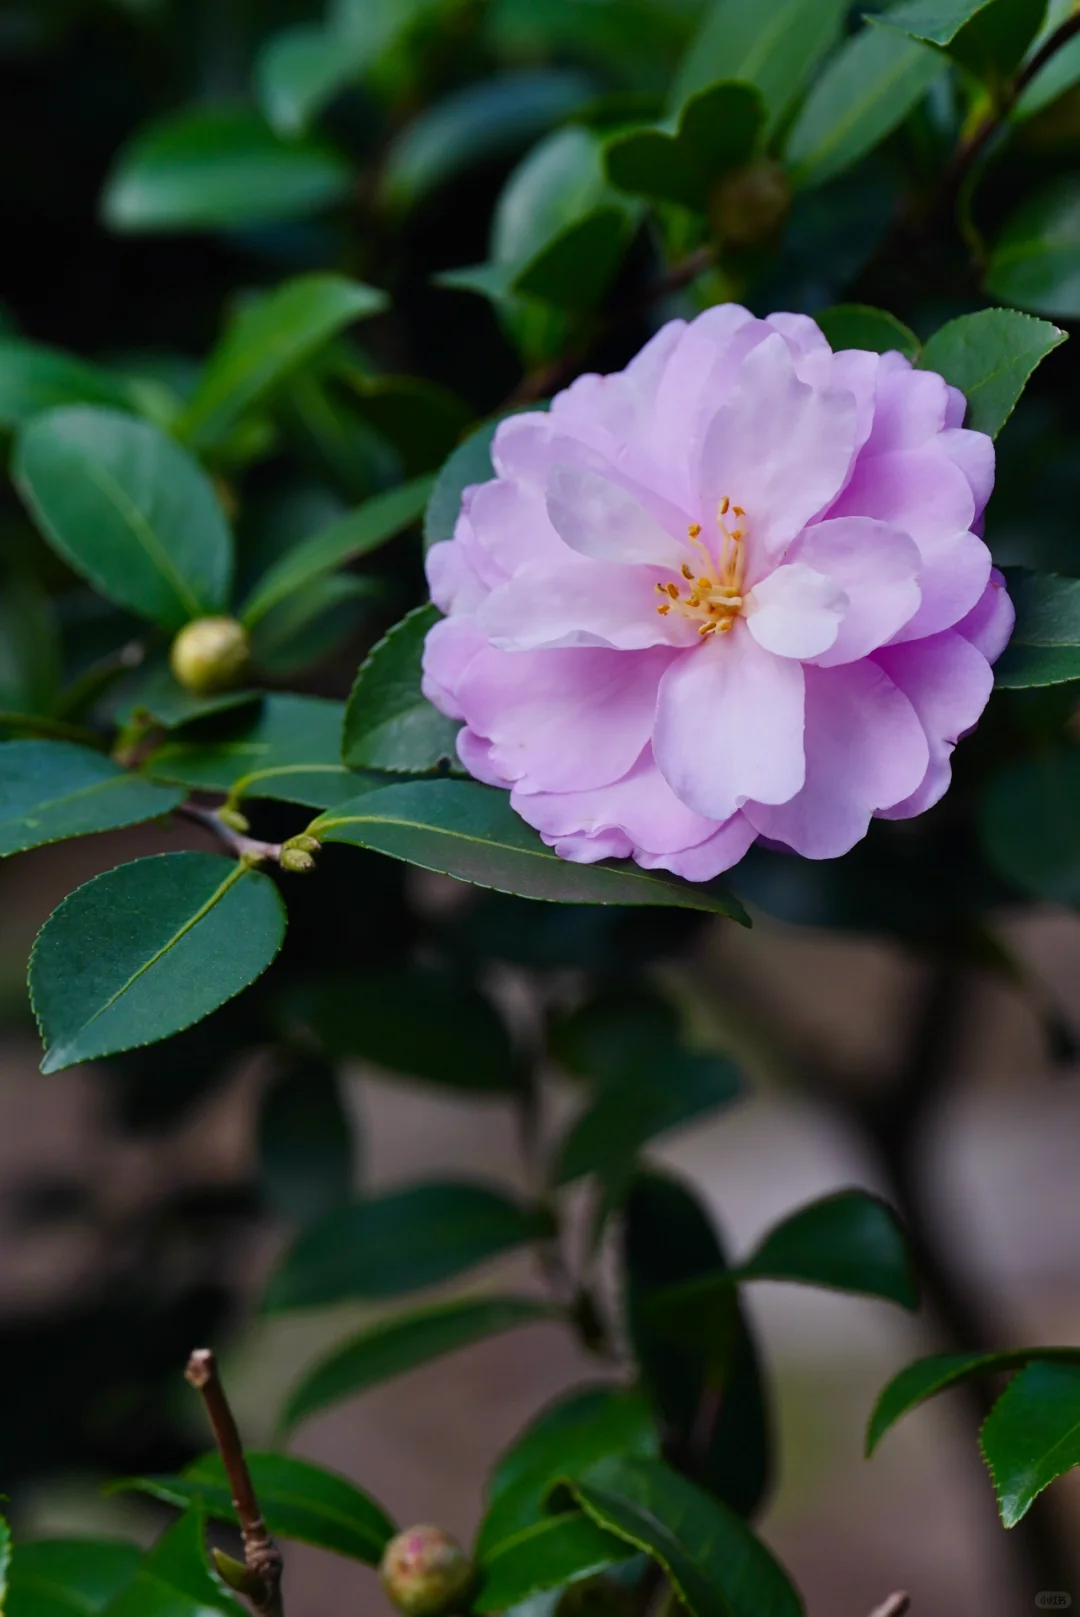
379 1526 475 1617
211 1549 264 1599
217 806 251 833
280 846 316 874
708 158 791 247
169 616 251 696
286 833 321 854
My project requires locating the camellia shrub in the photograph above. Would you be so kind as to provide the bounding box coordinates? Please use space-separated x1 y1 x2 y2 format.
4 0 1080 1612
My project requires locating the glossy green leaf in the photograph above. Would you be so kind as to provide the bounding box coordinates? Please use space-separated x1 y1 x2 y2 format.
6 1538 142 1617
980 750 1080 902
292 965 519 1093
736 1190 917 1304
473 1513 634 1614
918 308 1066 438
567 1456 802 1617
30 851 286 1073
180 275 388 451
0 568 61 718
0 741 183 856
605 82 764 209
380 70 594 212
249 572 380 677
15 406 233 631
987 178 1080 319
114 1453 395 1566
343 603 459 774
867 1347 1080 1453
113 664 260 730
311 780 749 917
281 1296 559 1429
242 477 430 627
0 341 134 428
994 571 1080 687
672 0 849 129
144 694 362 809
1014 0 1080 119
981 1361 1080 1526
259 1054 354 1226
256 24 361 136
785 25 945 190
816 304 921 358
264 1180 551 1311
874 0 1046 79
102 107 353 233
99 1510 244 1616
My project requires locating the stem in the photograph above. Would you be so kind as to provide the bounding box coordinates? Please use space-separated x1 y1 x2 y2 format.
0 710 106 748
175 802 282 865
185 1349 284 1617
867 1597 910 1617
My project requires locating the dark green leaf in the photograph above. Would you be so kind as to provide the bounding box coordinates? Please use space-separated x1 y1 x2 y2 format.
102 107 353 233
0 740 183 856
1014 0 1080 119
918 308 1066 438
472 1513 634 1613
0 341 134 428
672 0 849 130
7 1538 142 1617
259 1054 355 1226
311 779 749 917
987 177 1080 320
179 274 388 451
994 570 1080 687
264 1180 551 1311
380 70 595 211
981 1361 1080 1526
30 851 286 1073
15 406 234 631
113 663 261 730
550 987 680 1084
291 965 519 1093
144 695 362 809
0 568 61 718
815 304 920 358
0 1519 9 1610
343 603 460 774
866 1347 1080 1454
113 1453 395 1566
605 82 764 209
736 1189 917 1305
785 25 945 189
424 416 519 554
336 372 473 477
281 1297 560 1429
99 1510 244 1616
980 750 1080 902
567 1456 802 1617
241 477 430 627
249 573 381 677
874 0 1046 79
256 24 362 136
513 209 636 312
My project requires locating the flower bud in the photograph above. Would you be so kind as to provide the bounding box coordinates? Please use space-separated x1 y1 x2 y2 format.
379 1526 475 1617
217 806 251 833
280 846 316 874
708 158 790 247
169 616 251 695
286 833 321 854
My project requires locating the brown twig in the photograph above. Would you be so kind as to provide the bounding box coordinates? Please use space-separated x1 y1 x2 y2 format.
867 1595 910 1617
185 1349 285 1616
176 802 282 865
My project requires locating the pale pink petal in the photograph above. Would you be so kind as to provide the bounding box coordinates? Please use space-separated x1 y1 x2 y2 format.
790 518 922 666
888 529 990 642
955 568 1015 662
874 631 994 819
545 464 688 570
745 562 846 659
654 626 805 821
766 311 831 361
864 359 947 455
826 445 975 542
475 561 679 652
456 725 514 788
936 427 995 522
468 478 568 577
421 615 487 718
426 537 489 615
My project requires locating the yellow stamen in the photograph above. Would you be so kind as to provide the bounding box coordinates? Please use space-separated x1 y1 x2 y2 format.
688 522 701 538
681 563 695 581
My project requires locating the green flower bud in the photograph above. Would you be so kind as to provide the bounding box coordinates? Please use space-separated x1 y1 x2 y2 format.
217 806 251 833
379 1526 475 1617
708 159 791 247
280 846 316 874
285 833 321 854
169 616 251 695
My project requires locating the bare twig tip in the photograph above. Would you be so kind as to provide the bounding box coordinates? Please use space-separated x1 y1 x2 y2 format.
868 1595 910 1617
185 1348 214 1389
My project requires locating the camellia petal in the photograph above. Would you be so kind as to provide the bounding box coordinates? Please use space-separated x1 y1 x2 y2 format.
745 562 847 659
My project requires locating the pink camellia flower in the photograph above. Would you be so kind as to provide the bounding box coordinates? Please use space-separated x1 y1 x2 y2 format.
422 306 1013 881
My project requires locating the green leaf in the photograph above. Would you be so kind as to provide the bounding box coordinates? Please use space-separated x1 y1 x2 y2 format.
179 274 388 452
551 986 680 1084
30 851 286 1073
981 1361 1080 1526
0 741 183 857
114 1453 395 1566
605 82 764 209
424 416 523 553
343 603 460 774
0 568 61 718
291 965 519 1093
873 0 1047 80
280 1297 560 1430
0 1517 9 1609
241 477 430 627
567 1456 803 1617
473 1514 634 1614
489 1387 660 1505
980 750 1080 902
1014 0 1080 120
249 573 380 678
785 25 945 190
815 304 921 358
7 1539 142 1617
256 24 362 136
144 694 362 809
336 372 472 476
99 1510 244 1616
986 177 1080 320
672 0 849 130
15 406 233 631
0 341 134 428
264 1180 551 1311
380 70 594 212
311 779 750 918
918 308 1066 438
113 664 260 730
735 1189 917 1305
867 1347 1080 1455
994 571 1080 687
102 107 353 233
259 1054 354 1226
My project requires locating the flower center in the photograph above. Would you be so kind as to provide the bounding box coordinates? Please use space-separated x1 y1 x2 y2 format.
655 497 747 637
